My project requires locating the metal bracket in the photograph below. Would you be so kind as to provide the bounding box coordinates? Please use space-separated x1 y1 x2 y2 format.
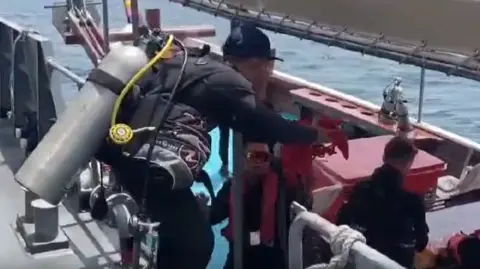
254 9 266 23
361 33 385 56
276 14 290 33
44 1 101 9
302 21 317 40
400 40 427 64
327 26 348 47
213 0 225 16
447 49 480 76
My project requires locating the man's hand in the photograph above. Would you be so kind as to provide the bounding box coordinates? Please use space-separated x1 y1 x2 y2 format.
315 127 330 145
317 118 349 159
196 192 210 205
219 164 230 178
195 192 210 220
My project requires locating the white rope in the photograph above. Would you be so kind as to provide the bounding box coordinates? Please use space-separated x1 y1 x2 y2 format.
307 225 366 269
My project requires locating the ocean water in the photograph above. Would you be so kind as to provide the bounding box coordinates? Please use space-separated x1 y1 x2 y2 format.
1 0 480 267
2 0 480 141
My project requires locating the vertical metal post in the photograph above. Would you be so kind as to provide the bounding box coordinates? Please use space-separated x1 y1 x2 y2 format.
273 146 288 265
101 0 110 53
417 66 426 123
130 0 140 46
32 199 59 242
231 131 244 269
24 191 38 223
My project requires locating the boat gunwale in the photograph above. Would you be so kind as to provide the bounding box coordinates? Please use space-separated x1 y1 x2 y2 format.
185 37 480 155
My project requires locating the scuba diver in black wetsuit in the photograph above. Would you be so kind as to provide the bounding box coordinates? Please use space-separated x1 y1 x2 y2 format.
95 24 326 269
337 136 430 269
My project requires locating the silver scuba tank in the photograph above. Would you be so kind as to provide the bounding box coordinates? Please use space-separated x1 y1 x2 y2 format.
15 45 149 205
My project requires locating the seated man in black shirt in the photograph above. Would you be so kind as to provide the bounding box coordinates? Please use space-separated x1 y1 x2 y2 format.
337 136 429 268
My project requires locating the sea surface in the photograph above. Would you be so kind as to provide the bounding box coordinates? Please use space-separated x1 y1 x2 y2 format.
1 0 480 268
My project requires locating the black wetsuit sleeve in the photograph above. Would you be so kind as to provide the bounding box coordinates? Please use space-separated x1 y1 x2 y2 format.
196 75 318 144
225 93 317 144
94 139 128 167
410 194 429 252
336 183 365 225
209 181 231 225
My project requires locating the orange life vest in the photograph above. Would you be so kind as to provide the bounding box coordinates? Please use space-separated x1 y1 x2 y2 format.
221 115 349 244
447 233 467 265
446 230 480 266
221 171 279 244
221 117 315 244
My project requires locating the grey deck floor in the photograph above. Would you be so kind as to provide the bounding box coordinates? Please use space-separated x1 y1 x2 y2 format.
0 119 123 269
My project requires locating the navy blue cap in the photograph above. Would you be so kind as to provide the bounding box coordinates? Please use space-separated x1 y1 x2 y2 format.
222 24 283 61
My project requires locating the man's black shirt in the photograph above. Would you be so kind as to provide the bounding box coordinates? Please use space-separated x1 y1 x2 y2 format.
337 164 429 255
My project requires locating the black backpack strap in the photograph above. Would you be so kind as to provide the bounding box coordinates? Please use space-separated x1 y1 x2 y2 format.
195 170 216 199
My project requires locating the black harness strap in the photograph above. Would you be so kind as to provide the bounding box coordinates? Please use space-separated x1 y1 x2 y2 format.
87 68 126 95
196 170 216 199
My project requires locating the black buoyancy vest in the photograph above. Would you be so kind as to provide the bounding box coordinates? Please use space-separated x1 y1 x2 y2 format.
123 54 226 154
122 53 249 184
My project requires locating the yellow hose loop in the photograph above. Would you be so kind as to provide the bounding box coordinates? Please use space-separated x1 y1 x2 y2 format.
108 34 175 144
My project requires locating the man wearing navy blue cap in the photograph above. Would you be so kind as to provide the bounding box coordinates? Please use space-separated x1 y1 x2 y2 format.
218 24 282 175
223 23 283 100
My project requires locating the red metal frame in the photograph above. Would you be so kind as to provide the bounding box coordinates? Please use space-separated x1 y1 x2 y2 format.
62 7 215 65
67 10 105 64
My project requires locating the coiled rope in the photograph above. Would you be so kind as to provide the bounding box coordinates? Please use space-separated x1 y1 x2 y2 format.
307 225 366 269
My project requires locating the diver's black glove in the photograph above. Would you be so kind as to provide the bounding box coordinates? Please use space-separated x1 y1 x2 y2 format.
90 185 109 221
94 137 126 167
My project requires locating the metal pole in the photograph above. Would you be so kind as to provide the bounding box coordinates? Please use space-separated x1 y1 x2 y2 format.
231 131 244 269
46 58 86 87
130 0 140 46
273 149 288 265
417 66 426 123
101 0 110 53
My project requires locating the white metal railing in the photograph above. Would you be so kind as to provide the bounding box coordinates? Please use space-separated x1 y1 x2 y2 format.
289 202 405 269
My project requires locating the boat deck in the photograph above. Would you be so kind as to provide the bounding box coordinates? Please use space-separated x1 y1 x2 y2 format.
0 118 126 268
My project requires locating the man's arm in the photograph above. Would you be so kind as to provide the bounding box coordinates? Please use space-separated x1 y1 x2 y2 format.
410 194 429 252
209 180 231 225
195 74 319 145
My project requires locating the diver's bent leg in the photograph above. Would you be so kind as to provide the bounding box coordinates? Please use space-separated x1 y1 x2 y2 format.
223 244 234 269
113 161 214 268
219 124 229 170
154 189 214 269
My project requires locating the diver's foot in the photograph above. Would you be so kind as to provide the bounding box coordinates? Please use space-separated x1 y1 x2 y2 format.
219 164 230 178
